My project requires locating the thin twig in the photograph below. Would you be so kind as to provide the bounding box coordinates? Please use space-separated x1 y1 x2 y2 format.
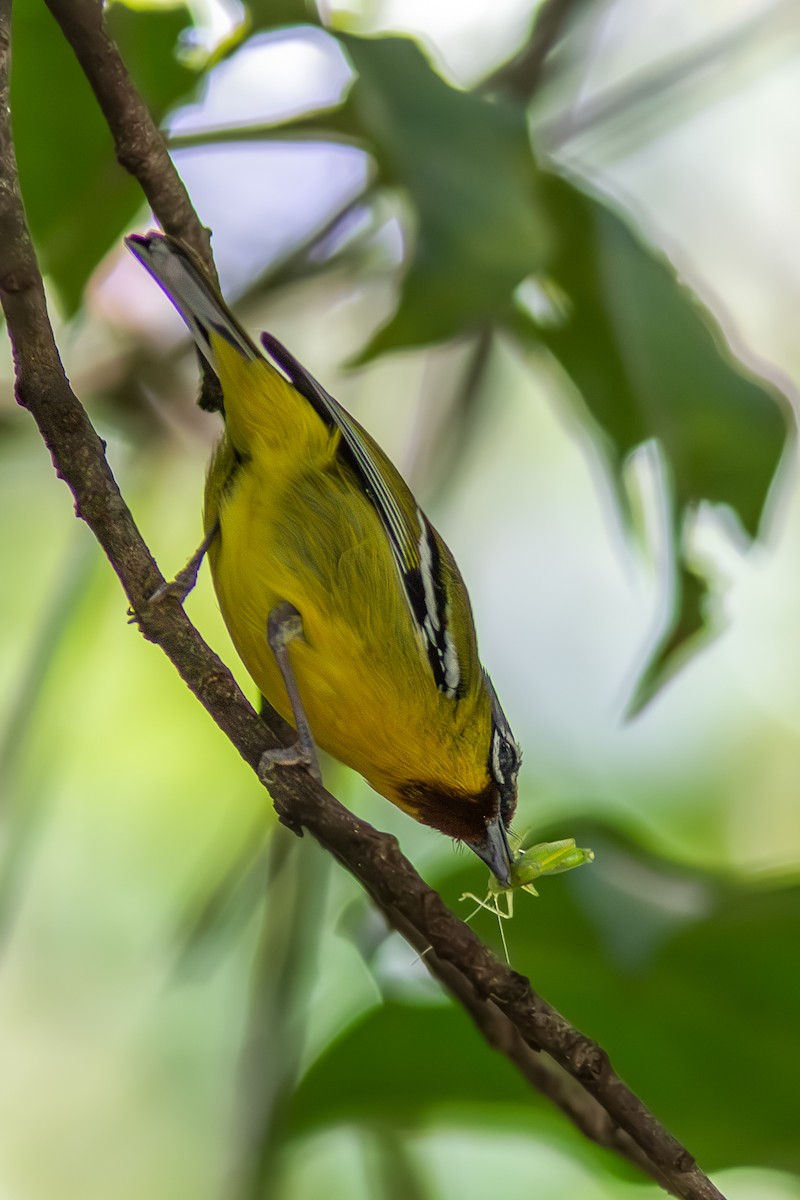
242 187 374 298
43 0 211 266
43 0 223 412
166 113 361 153
410 327 494 508
482 0 590 98
537 0 800 152
0 8 725 1199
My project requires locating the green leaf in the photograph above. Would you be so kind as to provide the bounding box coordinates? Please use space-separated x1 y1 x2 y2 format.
333 33 552 357
520 173 789 698
455 841 800 1173
531 173 789 540
160 30 552 353
285 1001 538 1137
287 843 800 1174
243 0 319 34
625 560 712 717
11 2 198 314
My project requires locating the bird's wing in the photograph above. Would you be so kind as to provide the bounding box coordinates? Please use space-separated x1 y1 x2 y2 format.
261 331 466 700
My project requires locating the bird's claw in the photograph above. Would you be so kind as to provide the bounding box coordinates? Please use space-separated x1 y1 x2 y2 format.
258 743 322 785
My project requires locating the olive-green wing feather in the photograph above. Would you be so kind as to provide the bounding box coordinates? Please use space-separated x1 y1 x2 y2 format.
261 331 471 699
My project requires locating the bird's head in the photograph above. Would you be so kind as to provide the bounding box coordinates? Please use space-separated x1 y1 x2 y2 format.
399 680 521 887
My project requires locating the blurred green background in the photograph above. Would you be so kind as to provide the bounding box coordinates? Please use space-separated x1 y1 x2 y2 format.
2 0 800 1197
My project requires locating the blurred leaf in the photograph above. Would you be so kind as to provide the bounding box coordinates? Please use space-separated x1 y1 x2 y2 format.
0 532 98 949
626 561 711 717
111 5 196 112
333 33 552 357
515 173 789 695
159 29 549 354
244 0 319 33
173 831 269 971
285 1001 537 1136
11 1 198 313
529 173 789 540
288 843 800 1173
453 842 800 1172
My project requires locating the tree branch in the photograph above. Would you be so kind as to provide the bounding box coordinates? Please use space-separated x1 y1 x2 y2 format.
0 6 725 1199
43 0 211 266
42 0 224 412
421 948 683 1196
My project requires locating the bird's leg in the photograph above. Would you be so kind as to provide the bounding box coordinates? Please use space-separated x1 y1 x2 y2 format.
259 601 322 784
148 520 220 606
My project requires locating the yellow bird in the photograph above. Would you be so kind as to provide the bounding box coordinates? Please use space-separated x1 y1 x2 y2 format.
126 232 520 885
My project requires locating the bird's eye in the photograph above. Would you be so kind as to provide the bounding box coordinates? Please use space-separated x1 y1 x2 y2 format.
499 735 520 780
490 726 521 790
490 727 520 827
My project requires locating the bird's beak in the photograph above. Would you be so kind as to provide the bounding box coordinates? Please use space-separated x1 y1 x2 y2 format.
470 816 514 888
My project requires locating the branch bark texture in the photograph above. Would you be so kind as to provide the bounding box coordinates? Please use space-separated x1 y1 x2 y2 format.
0 4 725 1199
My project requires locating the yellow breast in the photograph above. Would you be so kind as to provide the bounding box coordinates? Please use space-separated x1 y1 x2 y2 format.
202 349 491 810
209 451 490 807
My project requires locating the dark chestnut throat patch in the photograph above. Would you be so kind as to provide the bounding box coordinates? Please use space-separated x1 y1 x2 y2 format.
399 779 497 843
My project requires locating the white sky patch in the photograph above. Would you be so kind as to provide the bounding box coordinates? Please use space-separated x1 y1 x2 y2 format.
166 27 363 293
102 26 366 330
168 26 353 131
323 0 540 84
101 1 544 328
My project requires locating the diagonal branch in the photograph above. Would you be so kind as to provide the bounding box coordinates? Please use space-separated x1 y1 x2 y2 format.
416 943 682 1194
0 5 725 1199
43 0 211 267
43 0 223 413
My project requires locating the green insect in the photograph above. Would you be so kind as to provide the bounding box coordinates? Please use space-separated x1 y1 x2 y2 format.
461 837 594 962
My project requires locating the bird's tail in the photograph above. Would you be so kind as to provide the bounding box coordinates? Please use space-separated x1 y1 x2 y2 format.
125 232 259 367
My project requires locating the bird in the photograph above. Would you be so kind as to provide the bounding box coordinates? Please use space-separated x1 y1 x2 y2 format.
125 231 521 886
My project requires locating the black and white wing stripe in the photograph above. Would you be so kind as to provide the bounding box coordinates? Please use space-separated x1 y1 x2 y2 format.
260 331 463 699
405 509 462 697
